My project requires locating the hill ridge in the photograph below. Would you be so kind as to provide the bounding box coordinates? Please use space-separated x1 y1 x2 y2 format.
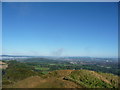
3 69 119 88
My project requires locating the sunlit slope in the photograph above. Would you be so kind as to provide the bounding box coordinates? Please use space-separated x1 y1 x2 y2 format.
64 70 119 88
11 75 82 88
3 70 119 88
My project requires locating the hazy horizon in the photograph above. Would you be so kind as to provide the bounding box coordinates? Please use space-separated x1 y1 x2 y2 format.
1 54 118 58
2 2 118 57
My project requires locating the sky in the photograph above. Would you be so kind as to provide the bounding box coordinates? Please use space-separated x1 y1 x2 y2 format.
2 2 118 57
0 2 2 56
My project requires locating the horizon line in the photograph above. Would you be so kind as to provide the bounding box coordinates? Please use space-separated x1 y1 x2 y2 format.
0 54 118 58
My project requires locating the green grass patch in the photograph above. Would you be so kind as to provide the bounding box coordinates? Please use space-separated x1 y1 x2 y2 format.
35 66 49 71
65 70 114 88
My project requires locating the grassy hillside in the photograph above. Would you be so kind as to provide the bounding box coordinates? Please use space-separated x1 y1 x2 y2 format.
3 69 119 88
11 76 81 88
64 70 118 88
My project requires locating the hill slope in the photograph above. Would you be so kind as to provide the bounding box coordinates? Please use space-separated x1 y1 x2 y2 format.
3 70 119 88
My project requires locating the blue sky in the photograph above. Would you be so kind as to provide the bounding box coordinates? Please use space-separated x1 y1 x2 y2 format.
2 2 118 57
0 2 1 56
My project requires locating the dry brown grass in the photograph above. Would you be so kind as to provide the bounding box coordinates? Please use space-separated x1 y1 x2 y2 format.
4 70 118 88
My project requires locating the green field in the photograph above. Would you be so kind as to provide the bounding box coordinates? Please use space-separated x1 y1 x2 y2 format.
35 66 49 71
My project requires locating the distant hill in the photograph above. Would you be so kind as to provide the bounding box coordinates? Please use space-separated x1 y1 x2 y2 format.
1 55 35 57
3 70 119 88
